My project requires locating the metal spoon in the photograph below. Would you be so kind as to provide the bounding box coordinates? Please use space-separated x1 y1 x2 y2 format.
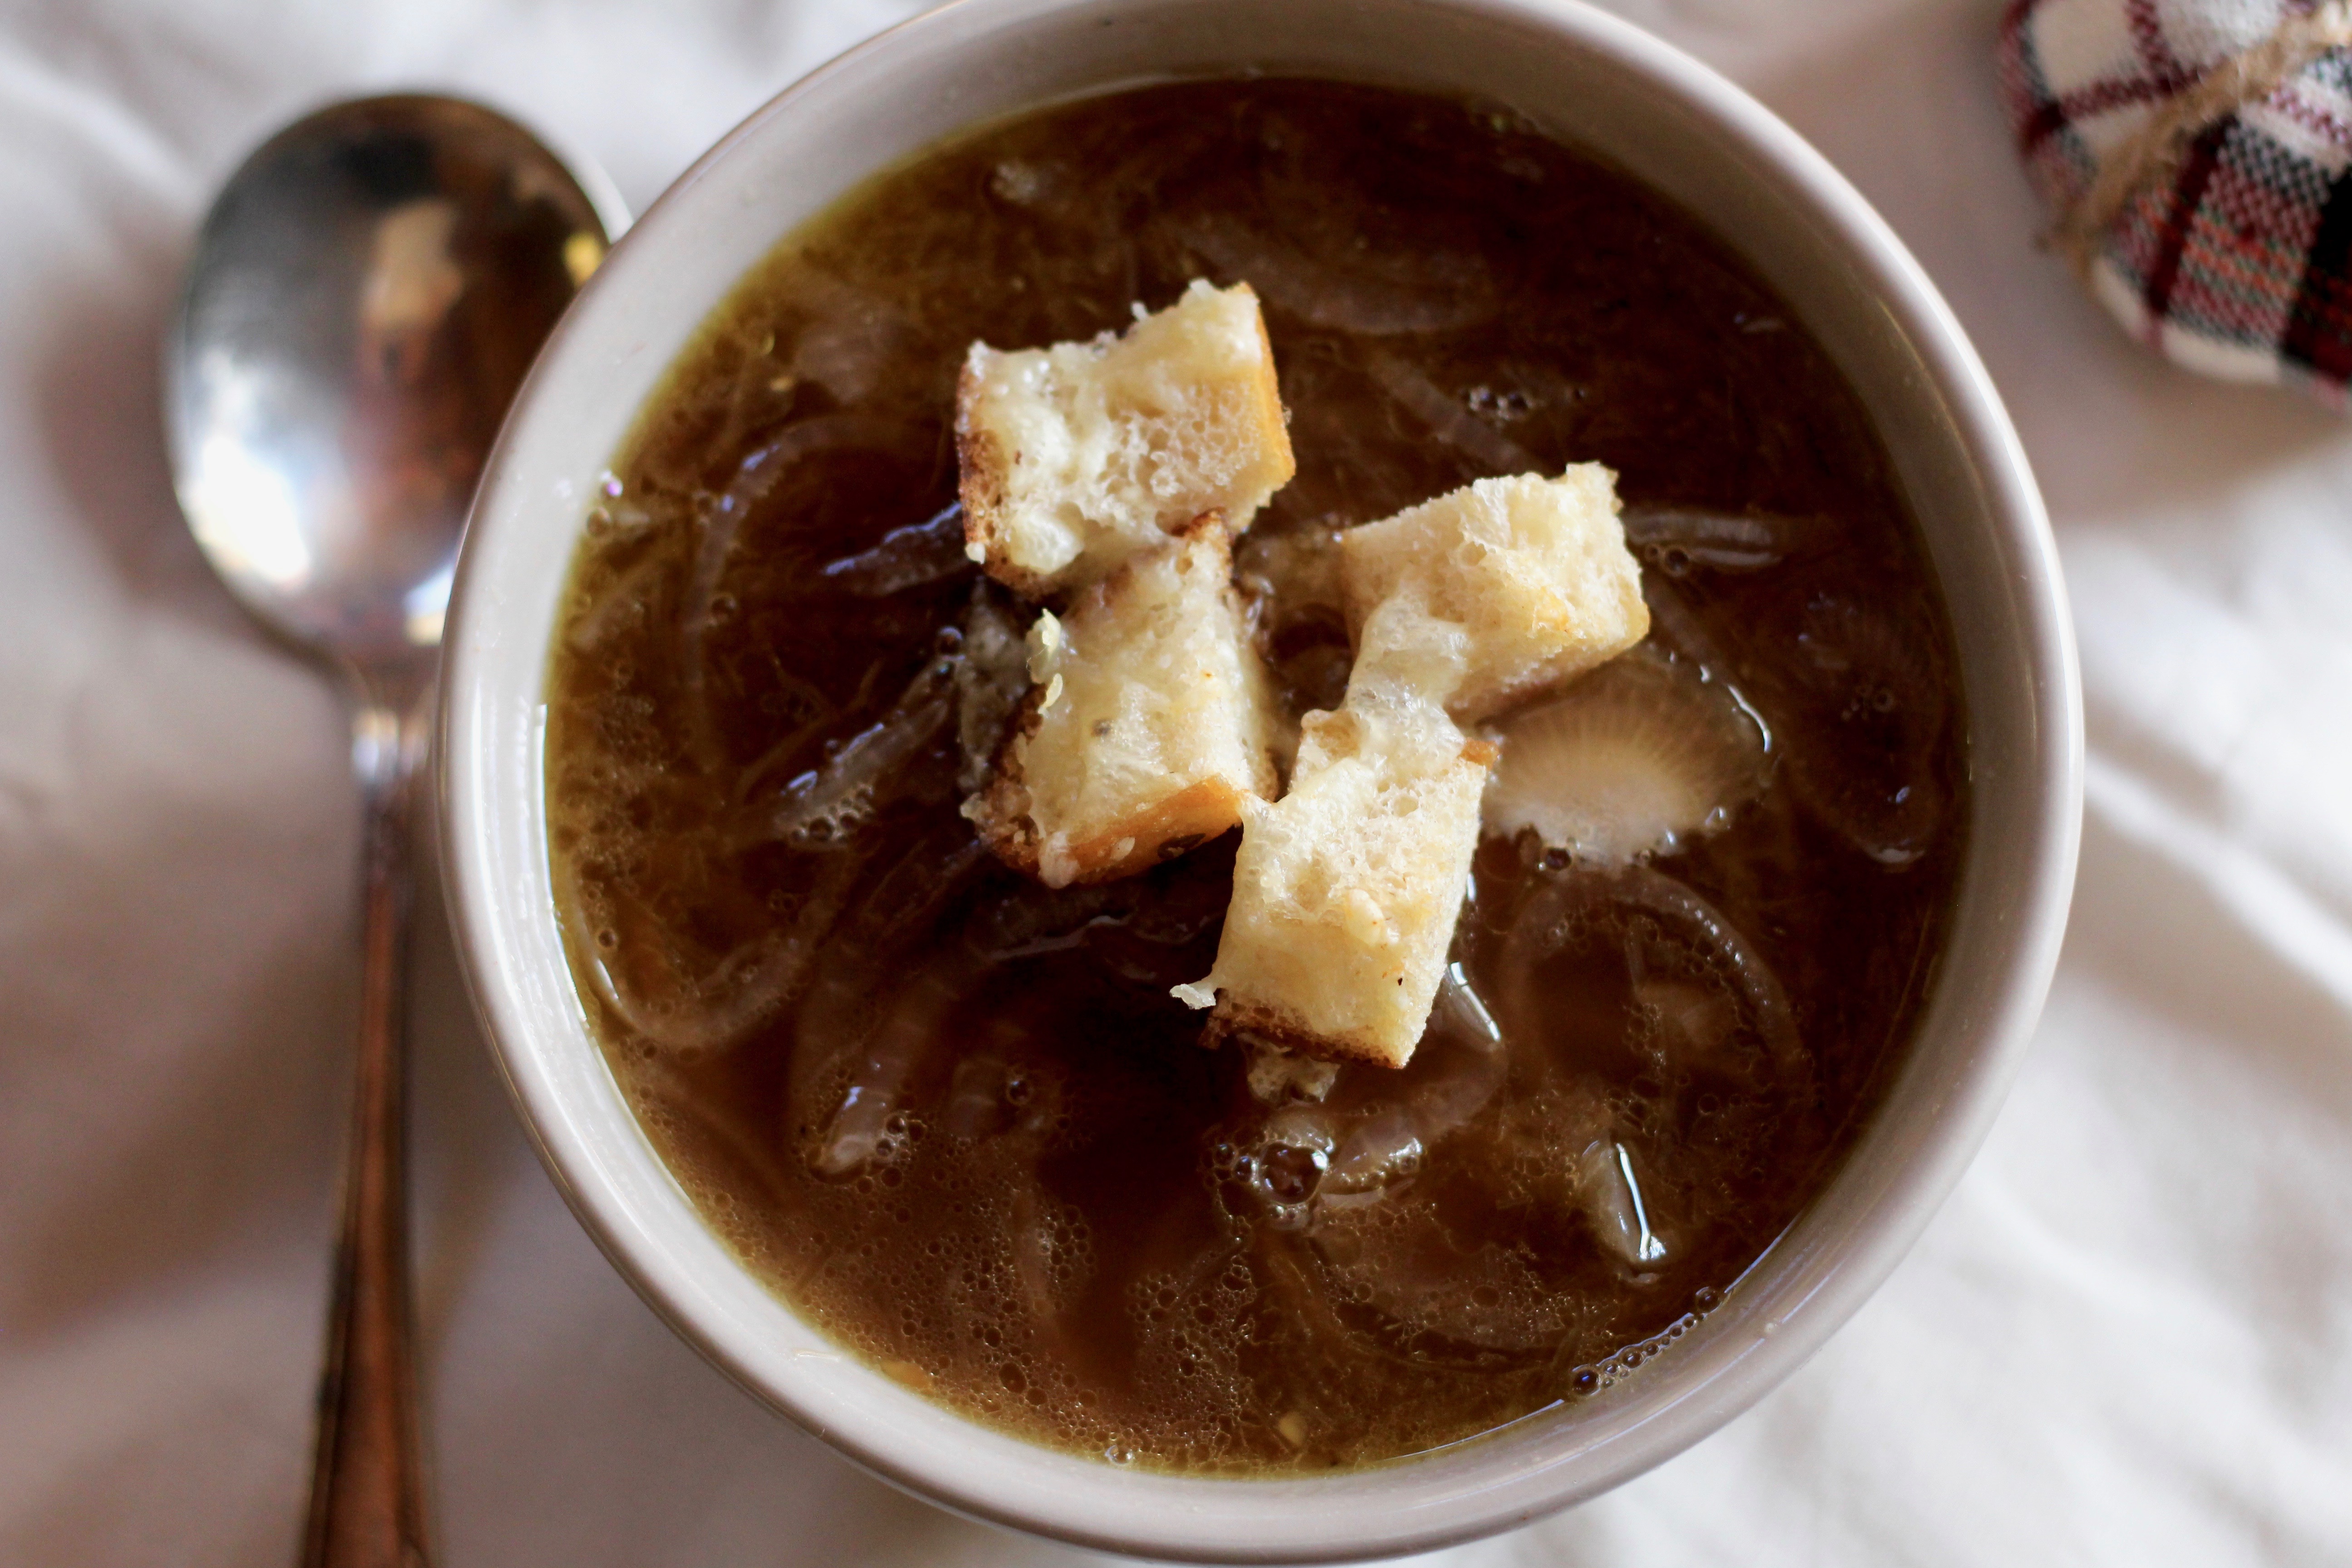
162 95 623 1568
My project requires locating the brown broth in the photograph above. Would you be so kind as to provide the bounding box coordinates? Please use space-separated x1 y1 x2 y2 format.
543 78 1965 1473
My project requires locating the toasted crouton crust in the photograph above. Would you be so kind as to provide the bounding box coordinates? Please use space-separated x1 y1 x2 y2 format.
1205 996 1401 1068
968 515 1280 887
954 418 1028 587
956 279 1294 598
1338 466 1648 721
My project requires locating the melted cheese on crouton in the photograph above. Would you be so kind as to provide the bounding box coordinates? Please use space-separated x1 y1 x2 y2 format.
956 280 1294 597
1338 467 1648 720
968 517 1279 887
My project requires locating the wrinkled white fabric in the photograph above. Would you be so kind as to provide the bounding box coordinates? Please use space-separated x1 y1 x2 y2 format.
2 0 2348 1563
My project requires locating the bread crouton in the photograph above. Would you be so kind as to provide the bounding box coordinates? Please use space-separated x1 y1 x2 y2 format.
957 279 1294 598
967 516 1280 888
1173 592 1491 1069
1338 466 1648 721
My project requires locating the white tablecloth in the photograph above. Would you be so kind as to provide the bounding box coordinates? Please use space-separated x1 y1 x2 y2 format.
4 0 2348 1562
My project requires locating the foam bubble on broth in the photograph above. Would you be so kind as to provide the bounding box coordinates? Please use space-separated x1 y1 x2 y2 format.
542 78 1966 1473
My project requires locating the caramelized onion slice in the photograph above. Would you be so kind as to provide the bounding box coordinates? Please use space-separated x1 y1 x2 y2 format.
1482 647 1766 865
1620 506 1828 575
953 585 1029 793
1578 1139 1672 1268
748 652 956 850
787 843 992 1178
1499 863 1803 1083
818 501 974 597
564 849 861 1056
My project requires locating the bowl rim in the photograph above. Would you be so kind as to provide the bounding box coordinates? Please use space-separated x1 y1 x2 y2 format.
439 0 2082 1558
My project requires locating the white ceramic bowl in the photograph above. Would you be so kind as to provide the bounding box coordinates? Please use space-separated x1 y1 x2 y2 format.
441 0 2082 1558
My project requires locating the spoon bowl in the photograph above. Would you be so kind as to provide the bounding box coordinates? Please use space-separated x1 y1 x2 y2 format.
162 93 622 1567
167 93 622 684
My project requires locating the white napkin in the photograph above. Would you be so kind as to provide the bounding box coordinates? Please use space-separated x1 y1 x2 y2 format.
3 1 2348 1563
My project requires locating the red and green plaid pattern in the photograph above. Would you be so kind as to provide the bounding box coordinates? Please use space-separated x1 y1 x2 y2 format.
1998 0 2352 408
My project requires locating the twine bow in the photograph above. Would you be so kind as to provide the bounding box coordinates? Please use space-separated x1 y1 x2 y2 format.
2051 0 2352 276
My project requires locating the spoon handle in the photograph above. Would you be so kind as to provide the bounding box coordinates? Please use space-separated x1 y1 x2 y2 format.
303 701 431 1568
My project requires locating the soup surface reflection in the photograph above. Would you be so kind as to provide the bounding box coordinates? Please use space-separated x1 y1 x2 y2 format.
544 78 1965 1472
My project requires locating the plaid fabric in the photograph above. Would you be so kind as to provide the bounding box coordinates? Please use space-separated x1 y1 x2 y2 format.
1998 0 2352 408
